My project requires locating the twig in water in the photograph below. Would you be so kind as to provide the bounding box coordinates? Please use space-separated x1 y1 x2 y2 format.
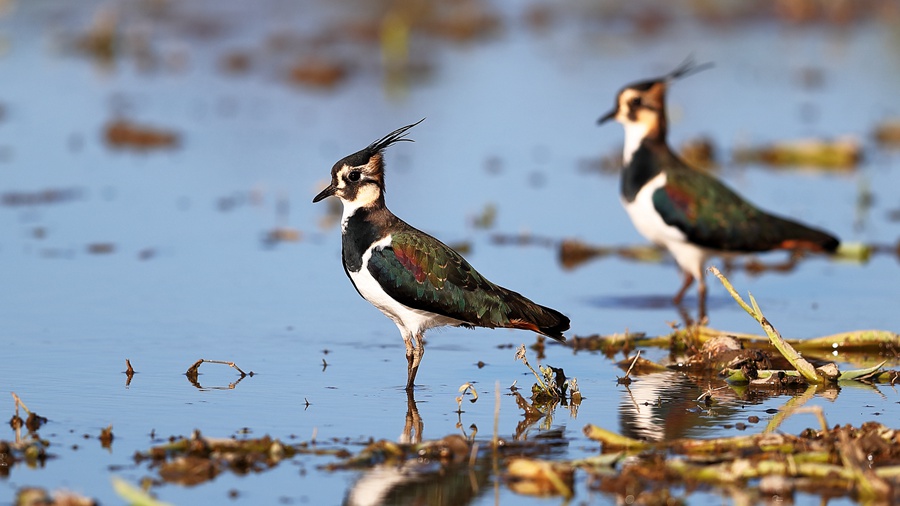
11 392 31 416
185 359 252 379
618 350 642 385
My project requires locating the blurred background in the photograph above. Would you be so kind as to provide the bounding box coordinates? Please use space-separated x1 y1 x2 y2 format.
2 0 900 504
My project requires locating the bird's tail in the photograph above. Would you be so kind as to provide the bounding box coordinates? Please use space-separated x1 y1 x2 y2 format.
772 217 840 254
503 292 570 342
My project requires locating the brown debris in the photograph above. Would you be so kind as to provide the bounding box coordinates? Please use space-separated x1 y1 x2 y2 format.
873 119 900 147
159 454 220 486
1 188 82 207
263 227 302 245
100 425 114 449
137 432 308 486
288 58 350 89
679 335 771 372
86 243 115 255
421 2 502 42
104 118 179 151
558 239 664 270
219 51 253 74
558 239 610 269
15 487 96 506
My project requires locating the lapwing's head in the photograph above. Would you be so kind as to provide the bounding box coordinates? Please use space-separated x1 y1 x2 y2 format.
313 119 424 209
598 58 712 161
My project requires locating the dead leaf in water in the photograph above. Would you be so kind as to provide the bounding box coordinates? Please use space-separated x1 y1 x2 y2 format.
506 458 574 498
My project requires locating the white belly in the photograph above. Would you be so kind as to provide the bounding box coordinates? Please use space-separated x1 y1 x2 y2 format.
348 235 463 336
622 172 708 279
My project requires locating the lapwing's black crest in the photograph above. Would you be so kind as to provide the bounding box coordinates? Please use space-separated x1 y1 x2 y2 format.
332 119 424 180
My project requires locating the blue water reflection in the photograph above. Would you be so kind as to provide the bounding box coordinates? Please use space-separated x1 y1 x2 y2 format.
1 1 898 505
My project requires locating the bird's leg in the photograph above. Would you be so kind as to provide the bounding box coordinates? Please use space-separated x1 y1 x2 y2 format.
405 332 426 391
402 331 416 391
673 271 695 306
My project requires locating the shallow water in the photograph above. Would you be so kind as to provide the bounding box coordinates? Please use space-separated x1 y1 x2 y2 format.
1 1 899 504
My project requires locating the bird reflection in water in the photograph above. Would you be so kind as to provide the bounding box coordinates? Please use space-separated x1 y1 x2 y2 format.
344 390 490 506
618 370 744 442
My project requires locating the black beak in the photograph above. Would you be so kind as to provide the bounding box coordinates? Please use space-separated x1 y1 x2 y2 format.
597 107 617 125
312 184 336 203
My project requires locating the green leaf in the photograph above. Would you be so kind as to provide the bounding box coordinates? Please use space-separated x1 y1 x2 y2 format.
838 360 886 381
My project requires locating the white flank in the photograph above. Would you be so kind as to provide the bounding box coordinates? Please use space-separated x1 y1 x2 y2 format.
622 172 708 279
348 235 464 335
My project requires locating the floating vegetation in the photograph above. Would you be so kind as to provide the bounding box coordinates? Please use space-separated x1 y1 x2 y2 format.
3 394 52 475
15 486 97 506
710 266 897 384
584 413 900 504
572 326 900 363
733 137 862 169
134 431 339 486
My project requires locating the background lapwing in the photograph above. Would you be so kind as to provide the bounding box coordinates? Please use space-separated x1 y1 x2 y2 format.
598 60 840 318
313 120 570 390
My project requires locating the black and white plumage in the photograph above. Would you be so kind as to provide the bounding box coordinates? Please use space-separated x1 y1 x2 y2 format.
313 120 569 390
598 60 839 317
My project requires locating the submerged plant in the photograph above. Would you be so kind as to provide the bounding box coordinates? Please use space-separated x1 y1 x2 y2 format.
514 345 580 406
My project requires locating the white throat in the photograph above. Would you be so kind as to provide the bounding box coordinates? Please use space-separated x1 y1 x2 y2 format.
340 200 364 231
339 184 381 231
622 120 651 165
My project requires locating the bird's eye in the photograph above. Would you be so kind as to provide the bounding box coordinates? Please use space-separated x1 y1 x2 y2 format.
347 170 361 182
629 97 642 108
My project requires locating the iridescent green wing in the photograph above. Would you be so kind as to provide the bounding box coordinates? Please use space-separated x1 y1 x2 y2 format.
653 163 783 252
367 229 515 327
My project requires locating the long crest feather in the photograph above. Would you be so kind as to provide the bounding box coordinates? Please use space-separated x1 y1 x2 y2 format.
666 55 714 83
367 118 425 154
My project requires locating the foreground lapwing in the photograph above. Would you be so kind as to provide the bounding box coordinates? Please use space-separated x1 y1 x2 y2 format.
313 120 569 390
598 60 839 317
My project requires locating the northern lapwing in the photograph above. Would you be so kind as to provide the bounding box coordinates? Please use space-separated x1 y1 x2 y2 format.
313 120 569 390
598 60 839 317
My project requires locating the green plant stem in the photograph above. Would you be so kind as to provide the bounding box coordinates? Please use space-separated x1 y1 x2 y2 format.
709 266 821 384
